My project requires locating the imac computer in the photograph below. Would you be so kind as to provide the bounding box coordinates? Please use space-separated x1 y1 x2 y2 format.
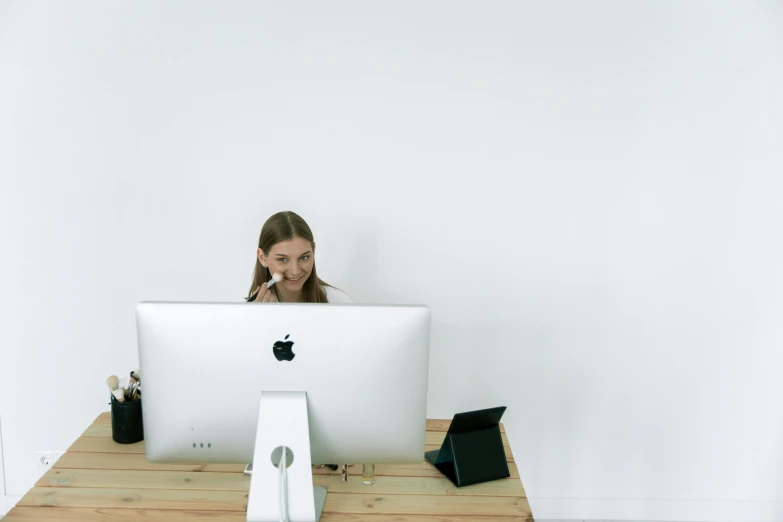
136 302 430 522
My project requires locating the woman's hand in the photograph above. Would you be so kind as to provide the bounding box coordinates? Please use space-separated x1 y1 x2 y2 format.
252 283 278 303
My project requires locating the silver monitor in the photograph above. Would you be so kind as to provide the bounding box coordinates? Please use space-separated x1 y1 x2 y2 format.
136 302 431 466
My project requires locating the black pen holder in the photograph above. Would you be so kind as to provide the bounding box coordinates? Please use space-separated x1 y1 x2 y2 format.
110 396 144 444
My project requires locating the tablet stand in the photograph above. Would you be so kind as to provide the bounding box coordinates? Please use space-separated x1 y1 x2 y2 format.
424 406 510 487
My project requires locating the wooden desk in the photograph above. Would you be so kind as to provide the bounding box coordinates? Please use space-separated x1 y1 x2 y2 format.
5 413 533 521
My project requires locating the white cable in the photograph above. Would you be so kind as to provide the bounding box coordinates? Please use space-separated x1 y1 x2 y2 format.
278 447 289 522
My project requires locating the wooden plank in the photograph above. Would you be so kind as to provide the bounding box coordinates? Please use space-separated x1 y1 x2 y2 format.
56 447 513 472
51 455 521 479
3 507 530 521
321 513 535 522
54 452 245 473
16 487 529 517
322 493 530 516
16 487 248 511
69 432 514 459
312 462 521 480
0 507 247 521
52 456 520 481
36 469 250 491
322 475 521 499
35 469 525 497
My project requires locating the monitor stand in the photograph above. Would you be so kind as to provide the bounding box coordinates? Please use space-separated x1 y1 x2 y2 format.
246 391 326 522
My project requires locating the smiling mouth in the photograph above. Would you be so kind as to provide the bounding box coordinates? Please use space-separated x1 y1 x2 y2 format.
285 276 302 282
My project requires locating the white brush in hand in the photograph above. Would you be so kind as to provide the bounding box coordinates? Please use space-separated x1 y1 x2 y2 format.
267 272 283 289
248 272 283 302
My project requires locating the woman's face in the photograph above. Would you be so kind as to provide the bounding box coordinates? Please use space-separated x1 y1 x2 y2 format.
258 237 315 293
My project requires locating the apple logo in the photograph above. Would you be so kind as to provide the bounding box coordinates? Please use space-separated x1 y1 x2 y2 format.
273 334 295 361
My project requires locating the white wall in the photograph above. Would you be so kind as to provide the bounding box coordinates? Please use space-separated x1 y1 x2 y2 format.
0 415 5 505
1 1 782 520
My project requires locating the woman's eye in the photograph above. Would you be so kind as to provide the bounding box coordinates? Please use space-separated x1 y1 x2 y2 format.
300 256 309 261
277 258 287 263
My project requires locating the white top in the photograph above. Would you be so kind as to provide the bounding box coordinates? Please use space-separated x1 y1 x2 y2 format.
324 286 351 304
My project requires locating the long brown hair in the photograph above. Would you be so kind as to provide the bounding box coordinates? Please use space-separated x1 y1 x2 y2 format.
247 211 332 303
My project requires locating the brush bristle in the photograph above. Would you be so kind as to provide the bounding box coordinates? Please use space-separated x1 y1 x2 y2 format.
272 272 283 283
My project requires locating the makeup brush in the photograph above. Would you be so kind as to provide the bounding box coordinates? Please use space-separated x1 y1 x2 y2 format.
111 388 125 402
131 369 141 383
247 272 283 302
106 375 119 391
129 381 140 401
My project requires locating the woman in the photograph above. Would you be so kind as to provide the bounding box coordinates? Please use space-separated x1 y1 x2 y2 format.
248 211 351 304
247 210 353 475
